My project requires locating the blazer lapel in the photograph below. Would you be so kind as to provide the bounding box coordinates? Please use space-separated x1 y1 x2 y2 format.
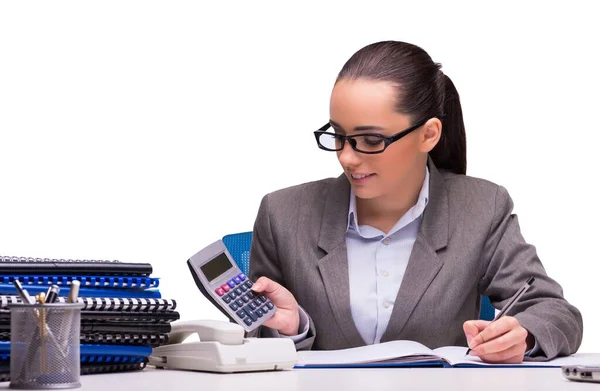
316 174 366 347
381 161 449 342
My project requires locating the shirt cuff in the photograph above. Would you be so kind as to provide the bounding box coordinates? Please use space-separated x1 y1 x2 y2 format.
260 306 309 343
525 338 540 357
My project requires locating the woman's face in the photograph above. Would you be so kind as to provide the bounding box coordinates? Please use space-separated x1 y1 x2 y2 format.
329 78 430 200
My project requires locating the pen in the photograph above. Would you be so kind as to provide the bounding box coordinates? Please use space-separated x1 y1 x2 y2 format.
12 279 35 304
45 285 60 304
466 277 535 355
68 280 80 303
38 292 48 374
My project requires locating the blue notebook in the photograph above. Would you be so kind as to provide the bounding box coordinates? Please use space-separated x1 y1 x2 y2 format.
0 284 161 298
0 275 160 289
0 342 152 357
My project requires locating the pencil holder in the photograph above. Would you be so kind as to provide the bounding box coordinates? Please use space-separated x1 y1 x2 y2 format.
8 303 84 389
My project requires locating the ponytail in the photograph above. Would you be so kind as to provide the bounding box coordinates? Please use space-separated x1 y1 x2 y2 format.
337 41 467 175
429 74 467 175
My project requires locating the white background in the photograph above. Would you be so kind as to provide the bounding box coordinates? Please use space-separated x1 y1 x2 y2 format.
1 1 598 352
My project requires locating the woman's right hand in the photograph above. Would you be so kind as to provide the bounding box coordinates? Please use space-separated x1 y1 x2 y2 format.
251 276 300 336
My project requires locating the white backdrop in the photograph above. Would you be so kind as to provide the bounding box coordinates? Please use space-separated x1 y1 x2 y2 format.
1 1 598 352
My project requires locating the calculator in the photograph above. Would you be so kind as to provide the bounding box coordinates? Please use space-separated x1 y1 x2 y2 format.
186 239 277 332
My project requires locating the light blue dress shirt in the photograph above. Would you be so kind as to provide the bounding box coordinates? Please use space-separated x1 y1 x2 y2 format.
346 168 429 344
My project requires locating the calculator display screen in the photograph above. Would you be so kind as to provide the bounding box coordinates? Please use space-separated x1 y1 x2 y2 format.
200 252 234 282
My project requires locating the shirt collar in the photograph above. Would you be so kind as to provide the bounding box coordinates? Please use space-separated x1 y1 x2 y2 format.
347 166 430 233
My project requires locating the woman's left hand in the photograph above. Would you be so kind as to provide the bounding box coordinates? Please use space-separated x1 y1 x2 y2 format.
463 316 534 364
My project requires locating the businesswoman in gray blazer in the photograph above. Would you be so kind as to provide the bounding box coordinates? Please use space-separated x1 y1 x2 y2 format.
248 41 582 363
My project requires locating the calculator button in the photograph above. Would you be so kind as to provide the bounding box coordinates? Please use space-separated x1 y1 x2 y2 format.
248 302 257 310
233 276 242 285
241 295 250 303
236 309 246 318
229 302 239 311
259 296 267 303
222 295 232 304
243 317 253 326
221 284 231 292
238 273 247 281
227 280 236 289
262 305 269 313
244 281 253 289
236 299 244 307
267 302 274 310
234 288 243 296
255 308 264 317
244 307 258 322
215 288 225 296
253 299 262 307
246 291 256 299
240 284 248 292
228 291 237 300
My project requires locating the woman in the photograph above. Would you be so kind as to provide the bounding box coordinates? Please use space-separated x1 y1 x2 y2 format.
248 40 582 364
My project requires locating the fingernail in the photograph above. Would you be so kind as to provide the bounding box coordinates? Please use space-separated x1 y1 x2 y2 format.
251 283 262 291
466 334 473 347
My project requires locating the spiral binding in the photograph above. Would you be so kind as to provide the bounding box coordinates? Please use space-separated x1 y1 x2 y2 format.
0 275 159 289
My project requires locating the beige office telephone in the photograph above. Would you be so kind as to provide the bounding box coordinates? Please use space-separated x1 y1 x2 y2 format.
148 319 297 373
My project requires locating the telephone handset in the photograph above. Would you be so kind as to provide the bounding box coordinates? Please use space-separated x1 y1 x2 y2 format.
148 320 297 373
166 319 244 345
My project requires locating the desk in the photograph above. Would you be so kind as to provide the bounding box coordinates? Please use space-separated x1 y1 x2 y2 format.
0 366 593 391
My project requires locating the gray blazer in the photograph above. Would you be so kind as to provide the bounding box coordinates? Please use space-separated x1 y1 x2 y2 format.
248 161 583 360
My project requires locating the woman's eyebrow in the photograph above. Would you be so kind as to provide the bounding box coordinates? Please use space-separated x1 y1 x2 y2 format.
329 120 385 132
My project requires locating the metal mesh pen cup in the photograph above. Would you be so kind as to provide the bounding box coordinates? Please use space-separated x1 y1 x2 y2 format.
9 303 84 389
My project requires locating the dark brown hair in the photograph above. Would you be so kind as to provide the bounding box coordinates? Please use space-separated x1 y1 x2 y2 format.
336 41 467 175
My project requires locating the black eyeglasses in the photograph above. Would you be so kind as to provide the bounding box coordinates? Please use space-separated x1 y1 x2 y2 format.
313 118 429 154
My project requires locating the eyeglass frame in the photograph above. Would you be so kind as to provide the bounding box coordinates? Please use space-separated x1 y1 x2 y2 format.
313 118 431 154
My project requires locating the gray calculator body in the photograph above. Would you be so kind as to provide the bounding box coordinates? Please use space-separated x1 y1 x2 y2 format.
187 239 276 332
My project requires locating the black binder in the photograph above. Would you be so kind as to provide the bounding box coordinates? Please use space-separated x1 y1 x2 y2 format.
0 256 152 276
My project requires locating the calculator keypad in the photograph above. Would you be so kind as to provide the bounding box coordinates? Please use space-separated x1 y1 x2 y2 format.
216 273 275 327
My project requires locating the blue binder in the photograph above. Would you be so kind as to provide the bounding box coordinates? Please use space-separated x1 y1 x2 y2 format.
0 275 160 289
0 284 161 298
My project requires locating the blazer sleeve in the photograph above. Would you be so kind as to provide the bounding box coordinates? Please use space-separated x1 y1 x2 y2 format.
247 194 317 350
480 185 583 360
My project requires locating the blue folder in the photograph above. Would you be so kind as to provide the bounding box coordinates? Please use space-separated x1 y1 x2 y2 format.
1 342 151 356
1 342 151 365
0 284 161 298
0 275 160 289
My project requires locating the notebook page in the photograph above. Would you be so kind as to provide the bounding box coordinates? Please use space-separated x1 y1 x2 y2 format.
296 340 436 366
433 346 600 367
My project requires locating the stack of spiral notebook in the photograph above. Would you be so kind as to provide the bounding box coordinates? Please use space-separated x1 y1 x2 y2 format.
0 255 179 381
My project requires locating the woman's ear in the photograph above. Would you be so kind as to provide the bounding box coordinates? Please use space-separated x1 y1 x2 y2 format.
420 117 442 153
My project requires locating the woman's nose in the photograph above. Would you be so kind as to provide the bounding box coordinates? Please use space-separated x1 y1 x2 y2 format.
337 141 361 167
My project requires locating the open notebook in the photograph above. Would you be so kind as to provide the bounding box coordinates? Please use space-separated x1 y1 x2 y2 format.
295 340 597 368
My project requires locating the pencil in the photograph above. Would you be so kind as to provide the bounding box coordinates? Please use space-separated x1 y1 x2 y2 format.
38 292 47 374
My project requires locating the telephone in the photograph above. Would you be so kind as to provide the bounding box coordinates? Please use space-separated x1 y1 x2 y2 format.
148 320 297 373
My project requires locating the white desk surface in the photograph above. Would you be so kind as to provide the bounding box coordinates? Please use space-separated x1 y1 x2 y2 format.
0 366 595 391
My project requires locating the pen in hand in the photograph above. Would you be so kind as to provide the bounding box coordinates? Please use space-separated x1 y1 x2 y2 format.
466 277 535 356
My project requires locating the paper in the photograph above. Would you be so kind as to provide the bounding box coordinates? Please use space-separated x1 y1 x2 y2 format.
295 340 600 368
